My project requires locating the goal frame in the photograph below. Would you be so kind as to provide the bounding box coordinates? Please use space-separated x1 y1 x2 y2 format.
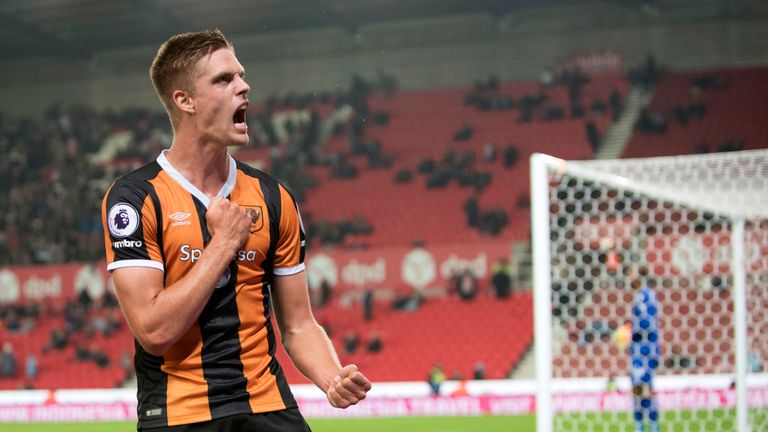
530 152 752 432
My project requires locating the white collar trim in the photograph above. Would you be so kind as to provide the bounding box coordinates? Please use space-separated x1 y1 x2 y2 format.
157 150 237 208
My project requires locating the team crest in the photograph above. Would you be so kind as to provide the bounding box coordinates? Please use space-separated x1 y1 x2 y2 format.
243 205 263 233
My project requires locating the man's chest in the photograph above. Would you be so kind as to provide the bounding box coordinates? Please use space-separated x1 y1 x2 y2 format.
156 187 273 278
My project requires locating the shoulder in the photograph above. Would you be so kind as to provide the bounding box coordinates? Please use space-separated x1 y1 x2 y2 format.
109 161 163 192
235 159 297 201
235 159 278 186
103 161 163 210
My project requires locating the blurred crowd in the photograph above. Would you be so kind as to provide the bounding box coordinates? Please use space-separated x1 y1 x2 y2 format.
0 285 133 388
1 63 667 266
0 105 169 265
1 68 528 264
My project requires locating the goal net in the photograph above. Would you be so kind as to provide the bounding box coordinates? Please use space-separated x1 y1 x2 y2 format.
530 150 768 432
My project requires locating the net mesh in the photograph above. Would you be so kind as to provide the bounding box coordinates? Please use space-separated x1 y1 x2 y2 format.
543 150 768 431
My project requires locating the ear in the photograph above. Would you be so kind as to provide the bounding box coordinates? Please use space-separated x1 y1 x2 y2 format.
172 89 195 115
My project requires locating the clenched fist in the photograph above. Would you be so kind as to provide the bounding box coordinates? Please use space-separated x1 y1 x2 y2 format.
206 196 251 253
326 364 372 408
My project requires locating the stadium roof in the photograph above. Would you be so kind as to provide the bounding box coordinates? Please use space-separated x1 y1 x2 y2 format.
0 0 550 62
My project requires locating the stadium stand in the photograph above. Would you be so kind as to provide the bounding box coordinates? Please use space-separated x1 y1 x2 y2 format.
298 73 629 247
2 67 766 390
624 67 768 158
276 291 534 383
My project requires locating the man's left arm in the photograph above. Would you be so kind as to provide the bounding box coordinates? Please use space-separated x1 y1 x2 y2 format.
272 271 372 408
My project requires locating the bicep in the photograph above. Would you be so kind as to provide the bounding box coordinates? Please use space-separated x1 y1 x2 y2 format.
112 267 164 331
271 271 314 334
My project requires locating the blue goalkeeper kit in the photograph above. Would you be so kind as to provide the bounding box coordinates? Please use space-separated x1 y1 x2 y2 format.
631 284 660 432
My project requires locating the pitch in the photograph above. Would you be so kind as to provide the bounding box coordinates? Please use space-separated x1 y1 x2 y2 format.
0 410 747 431
0 415 526 432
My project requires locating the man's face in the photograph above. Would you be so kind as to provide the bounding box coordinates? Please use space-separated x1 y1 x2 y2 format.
190 48 250 146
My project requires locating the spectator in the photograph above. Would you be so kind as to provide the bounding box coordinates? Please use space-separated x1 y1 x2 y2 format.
629 53 660 88
542 105 565 121
75 342 92 362
428 362 446 396
454 268 479 301
91 346 110 369
64 301 86 334
503 144 518 168
4 309 21 333
44 328 68 352
453 123 474 141
120 349 134 385
635 108 667 134
473 361 486 380
0 343 17 377
25 354 37 383
609 88 622 120
482 142 496 162
318 278 332 308
571 100 585 118
343 332 359 355
102 289 120 309
367 332 382 353
463 194 479 228
478 209 508 235
585 119 600 153
491 257 514 298
394 168 413 183
417 158 437 175
362 287 374 321
391 292 423 312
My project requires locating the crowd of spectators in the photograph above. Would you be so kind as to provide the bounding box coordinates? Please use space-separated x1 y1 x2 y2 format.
0 284 126 388
2 66 625 261
634 70 747 154
0 71 402 262
40 288 123 370
0 105 169 266
248 74 402 249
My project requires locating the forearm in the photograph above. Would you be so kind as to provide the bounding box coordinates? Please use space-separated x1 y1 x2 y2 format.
282 321 342 391
138 240 235 354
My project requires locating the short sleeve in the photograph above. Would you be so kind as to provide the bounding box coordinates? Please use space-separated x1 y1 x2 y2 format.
102 180 164 273
272 184 305 276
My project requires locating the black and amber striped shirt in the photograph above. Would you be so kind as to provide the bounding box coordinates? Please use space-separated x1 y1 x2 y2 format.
102 151 305 428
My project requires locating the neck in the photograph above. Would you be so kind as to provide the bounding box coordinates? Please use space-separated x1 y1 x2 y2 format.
165 127 231 196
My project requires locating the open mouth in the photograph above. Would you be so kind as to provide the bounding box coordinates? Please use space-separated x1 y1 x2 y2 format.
233 105 248 131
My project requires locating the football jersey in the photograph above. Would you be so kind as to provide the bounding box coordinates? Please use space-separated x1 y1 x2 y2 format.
102 151 305 428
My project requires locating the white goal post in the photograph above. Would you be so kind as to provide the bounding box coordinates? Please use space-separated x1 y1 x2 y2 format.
531 150 768 432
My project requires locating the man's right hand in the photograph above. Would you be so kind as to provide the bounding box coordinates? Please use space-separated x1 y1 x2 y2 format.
206 196 251 253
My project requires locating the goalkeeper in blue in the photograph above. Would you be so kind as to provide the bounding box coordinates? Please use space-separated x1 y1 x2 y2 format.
630 266 660 432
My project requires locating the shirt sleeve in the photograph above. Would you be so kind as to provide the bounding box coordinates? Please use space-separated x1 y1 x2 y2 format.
272 183 306 276
102 180 164 273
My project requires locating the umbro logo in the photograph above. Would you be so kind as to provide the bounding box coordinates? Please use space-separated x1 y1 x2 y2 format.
169 212 191 221
169 212 192 227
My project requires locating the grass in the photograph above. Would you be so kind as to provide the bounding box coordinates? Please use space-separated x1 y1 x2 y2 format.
0 415 528 432
0 410 756 431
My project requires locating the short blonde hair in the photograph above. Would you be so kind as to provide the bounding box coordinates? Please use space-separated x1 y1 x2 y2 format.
150 29 233 128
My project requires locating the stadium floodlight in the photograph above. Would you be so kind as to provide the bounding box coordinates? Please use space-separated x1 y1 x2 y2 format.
531 149 768 432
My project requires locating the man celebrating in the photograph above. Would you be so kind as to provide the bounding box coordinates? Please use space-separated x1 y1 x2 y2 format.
102 29 370 431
